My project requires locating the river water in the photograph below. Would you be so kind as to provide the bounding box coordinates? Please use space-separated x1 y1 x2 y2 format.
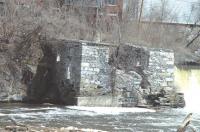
0 104 200 132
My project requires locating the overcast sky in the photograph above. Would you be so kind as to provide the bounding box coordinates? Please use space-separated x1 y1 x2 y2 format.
143 0 200 23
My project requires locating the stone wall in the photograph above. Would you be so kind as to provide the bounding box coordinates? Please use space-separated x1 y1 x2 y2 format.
78 42 176 107
148 49 175 94
0 39 178 106
80 43 112 96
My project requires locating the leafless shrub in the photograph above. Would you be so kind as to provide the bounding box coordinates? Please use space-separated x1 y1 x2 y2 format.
1 0 200 57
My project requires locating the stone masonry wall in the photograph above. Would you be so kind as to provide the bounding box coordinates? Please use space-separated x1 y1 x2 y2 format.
148 49 175 94
79 42 175 107
80 43 112 96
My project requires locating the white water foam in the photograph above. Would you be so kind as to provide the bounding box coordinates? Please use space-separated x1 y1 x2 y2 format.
183 73 200 113
0 106 155 119
66 106 155 115
0 107 99 118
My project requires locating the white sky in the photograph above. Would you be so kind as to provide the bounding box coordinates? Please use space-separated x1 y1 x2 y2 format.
143 0 200 23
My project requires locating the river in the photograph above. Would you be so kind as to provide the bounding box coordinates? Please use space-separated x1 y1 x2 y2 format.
0 104 199 132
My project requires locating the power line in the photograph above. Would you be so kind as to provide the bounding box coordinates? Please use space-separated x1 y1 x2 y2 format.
186 30 200 48
176 0 200 5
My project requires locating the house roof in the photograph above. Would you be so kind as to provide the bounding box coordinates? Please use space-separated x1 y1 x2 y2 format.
141 21 200 28
175 52 200 66
63 0 99 8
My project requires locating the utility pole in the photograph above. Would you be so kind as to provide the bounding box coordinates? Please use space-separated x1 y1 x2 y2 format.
139 0 144 23
137 0 144 43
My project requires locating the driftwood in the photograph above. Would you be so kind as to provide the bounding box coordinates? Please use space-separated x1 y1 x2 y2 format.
177 113 196 132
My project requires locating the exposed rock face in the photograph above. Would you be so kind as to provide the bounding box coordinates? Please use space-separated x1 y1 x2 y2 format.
115 70 142 107
0 25 43 102
0 39 82 105
0 44 27 102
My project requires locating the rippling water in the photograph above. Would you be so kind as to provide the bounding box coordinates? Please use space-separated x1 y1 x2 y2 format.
0 103 199 132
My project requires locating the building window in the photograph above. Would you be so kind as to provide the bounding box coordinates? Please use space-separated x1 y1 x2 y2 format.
0 2 4 16
65 0 74 5
106 0 116 5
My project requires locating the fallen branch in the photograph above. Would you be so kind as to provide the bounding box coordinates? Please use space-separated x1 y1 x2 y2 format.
177 113 196 132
